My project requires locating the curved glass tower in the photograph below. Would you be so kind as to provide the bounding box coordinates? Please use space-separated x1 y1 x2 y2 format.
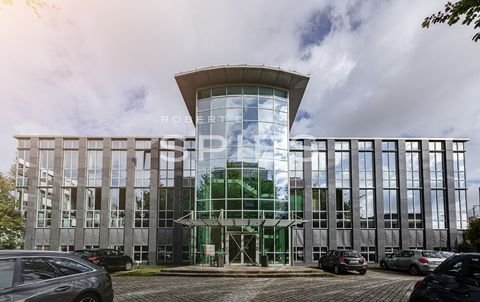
176 65 309 265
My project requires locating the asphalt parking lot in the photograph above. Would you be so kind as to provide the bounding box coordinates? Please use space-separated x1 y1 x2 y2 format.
112 269 423 302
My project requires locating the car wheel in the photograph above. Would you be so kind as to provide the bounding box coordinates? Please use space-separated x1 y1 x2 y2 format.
359 269 367 275
409 265 420 276
75 292 100 302
125 261 133 271
333 265 341 275
380 261 388 270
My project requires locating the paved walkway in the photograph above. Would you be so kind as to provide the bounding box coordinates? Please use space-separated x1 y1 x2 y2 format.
112 269 422 302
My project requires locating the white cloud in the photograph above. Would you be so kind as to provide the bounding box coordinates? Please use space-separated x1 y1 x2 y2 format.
0 0 479 207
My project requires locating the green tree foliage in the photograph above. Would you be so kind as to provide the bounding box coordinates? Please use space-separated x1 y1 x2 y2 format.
422 0 480 42
0 170 25 249
463 218 480 252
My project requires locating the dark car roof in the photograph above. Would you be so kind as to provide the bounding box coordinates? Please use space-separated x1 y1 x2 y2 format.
0 250 101 270
0 250 72 257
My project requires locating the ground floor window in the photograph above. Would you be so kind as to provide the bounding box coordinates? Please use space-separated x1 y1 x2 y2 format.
134 245 148 264
60 245 75 252
109 245 124 253
361 246 376 262
35 245 50 251
293 247 304 262
313 246 328 261
157 245 172 264
385 246 400 256
84 245 99 249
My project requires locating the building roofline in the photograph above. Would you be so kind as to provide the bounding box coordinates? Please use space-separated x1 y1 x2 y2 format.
13 135 470 141
174 64 310 129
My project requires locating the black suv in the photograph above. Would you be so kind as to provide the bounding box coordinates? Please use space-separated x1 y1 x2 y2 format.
0 250 113 302
319 249 368 275
410 253 480 302
73 249 133 272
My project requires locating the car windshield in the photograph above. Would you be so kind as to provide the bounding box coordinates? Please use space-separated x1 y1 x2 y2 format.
422 251 442 258
342 251 361 257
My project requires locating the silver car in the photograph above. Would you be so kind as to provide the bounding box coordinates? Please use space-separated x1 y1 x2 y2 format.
0 250 114 302
380 250 445 275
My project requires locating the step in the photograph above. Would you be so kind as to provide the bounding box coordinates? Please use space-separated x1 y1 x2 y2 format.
155 271 335 278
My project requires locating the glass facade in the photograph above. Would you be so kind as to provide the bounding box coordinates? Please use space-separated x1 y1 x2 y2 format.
195 85 290 264
430 142 447 230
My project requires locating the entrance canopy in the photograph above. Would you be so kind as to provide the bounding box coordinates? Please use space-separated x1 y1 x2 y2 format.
176 217 307 228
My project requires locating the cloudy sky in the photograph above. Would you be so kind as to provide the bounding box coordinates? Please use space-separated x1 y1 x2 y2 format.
0 0 479 207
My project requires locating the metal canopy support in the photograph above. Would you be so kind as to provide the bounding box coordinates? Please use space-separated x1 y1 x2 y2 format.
175 217 308 228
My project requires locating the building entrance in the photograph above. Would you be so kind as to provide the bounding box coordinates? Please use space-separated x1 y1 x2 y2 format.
226 232 258 265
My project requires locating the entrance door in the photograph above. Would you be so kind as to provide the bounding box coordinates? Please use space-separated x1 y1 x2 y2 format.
227 233 257 265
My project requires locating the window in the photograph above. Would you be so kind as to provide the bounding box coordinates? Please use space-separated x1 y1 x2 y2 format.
290 189 304 219
432 190 447 229
37 188 53 227
0 259 15 290
85 188 101 228
38 150 54 187
313 246 328 261
384 190 399 228
429 142 445 188
159 150 175 187
335 142 350 188
110 188 126 228
108 245 124 253
63 150 78 186
39 139 55 149
112 140 127 149
456 190 468 230
87 139 103 149
87 150 103 187
111 151 127 187
158 188 174 228
183 146 196 187
35 245 50 251
360 189 375 228
361 246 376 263
311 143 327 188
135 189 150 227
16 149 30 187
135 141 151 187
157 245 172 264
289 151 304 187
46 258 91 276
407 190 423 228
15 188 28 220
20 258 56 284
358 143 374 188
133 246 148 264
61 188 77 228
63 139 79 149
336 189 351 228
135 139 151 150
18 138 31 149
182 187 194 217
453 142 467 230
382 142 397 188
59 245 75 252
312 189 327 228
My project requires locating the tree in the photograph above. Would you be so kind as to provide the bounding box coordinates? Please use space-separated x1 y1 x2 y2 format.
463 217 480 252
422 0 480 42
0 170 25 249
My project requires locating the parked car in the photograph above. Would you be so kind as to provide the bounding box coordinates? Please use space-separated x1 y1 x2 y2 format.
318 250 368 275
439 251 455 259
380 250 445 275
73 249 133 272
0 250 113 302
409 253 480 302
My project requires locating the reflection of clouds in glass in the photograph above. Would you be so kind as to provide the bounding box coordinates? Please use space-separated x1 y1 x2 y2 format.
243 121 257 145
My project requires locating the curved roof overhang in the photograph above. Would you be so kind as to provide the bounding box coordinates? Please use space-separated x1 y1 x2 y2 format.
175 65 310 129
